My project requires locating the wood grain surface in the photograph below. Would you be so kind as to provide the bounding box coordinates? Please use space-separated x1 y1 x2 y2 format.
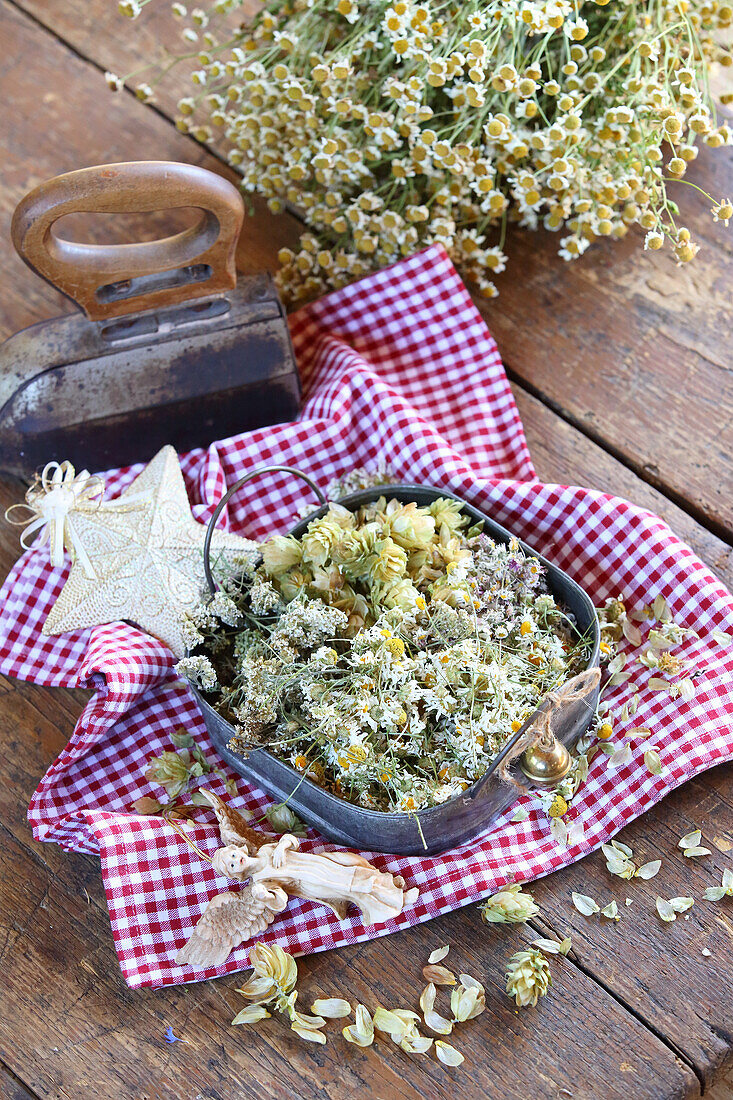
0 3 731 1099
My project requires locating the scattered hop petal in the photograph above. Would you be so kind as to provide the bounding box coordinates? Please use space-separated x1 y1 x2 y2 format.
435 1040 464 1066
479 884 539 924
678 829 702 849
232 1003 271 1025
670 897 694 913
343 1005 374 1047
265 804 307 836
644 750 663 776
422 964 457 986
656 897 677 922
450 981 485 1022
511 806 530 822
236 974 277 1000
402 1031 433 1054
712 628 732 646
684 846 712 858
635 860 662 880
600 901 620 921
311 998 351 1019
428 945 450 964
704 886 727 902
373 1007 412 1039
291 1023 327 1043
505 948 552 1008
532 937 571 954
572 892 600 916
424 1008 453 1035
653 594 670 622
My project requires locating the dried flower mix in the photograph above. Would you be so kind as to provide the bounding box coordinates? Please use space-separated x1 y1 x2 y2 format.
178 496 589 813
116 0 732 306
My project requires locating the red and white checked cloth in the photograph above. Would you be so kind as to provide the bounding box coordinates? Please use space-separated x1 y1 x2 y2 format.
1 245 731 989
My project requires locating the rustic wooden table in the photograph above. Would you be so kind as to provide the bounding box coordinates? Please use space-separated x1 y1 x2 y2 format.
0 4 731 1099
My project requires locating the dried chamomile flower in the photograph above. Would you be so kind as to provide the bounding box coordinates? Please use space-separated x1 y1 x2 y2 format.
572 892 600 916
343 1004 374 1047
422 964 457 986
678 829 712 857
479 884 539 924
703 869 733 902
435 1041 465 1067
428 945 450 965
176 654 218 692
505 948 552 1008
311 998 351 1019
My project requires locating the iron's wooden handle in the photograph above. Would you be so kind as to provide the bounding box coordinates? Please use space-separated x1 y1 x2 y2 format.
11 161 244 321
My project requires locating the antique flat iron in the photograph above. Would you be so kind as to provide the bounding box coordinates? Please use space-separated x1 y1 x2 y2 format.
0 161 300 477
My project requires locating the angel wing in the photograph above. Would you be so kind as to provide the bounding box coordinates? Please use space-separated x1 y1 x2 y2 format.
175 883 289 969
199 789 269 850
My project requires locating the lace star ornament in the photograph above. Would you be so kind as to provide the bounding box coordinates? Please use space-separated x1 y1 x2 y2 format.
42 445 256 656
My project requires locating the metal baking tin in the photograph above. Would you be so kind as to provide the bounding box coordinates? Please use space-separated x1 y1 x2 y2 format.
189 484 600 855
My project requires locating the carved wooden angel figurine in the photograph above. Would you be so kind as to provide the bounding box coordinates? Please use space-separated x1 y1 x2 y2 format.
176 791 419 969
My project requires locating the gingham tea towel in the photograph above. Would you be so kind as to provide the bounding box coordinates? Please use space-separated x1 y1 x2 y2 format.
0 245 731 988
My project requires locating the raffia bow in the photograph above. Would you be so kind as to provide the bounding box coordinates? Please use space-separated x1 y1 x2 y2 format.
5 461 147 579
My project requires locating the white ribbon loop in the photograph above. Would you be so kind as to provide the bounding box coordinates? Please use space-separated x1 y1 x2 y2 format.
6 461 107 578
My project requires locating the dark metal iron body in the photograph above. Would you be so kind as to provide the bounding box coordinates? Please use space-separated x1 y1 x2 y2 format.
0 161 300 477
0 275 300 476
191 484 600 855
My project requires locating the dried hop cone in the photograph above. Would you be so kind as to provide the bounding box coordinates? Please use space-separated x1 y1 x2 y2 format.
480 884 540 925
505 948 552 1008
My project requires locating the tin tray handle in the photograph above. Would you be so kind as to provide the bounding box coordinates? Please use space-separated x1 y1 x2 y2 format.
203 465 327 595
11 161 243 322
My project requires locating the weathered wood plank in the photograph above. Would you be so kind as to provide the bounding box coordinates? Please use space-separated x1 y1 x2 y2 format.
12 0 733 541
0 809 701 1100
0 1065 38 1100
0 6 727 1099
0 1 300 345
531 763 733 1090
514 388 733 592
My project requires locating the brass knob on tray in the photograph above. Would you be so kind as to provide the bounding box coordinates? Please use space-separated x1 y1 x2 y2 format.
520 737 572 786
